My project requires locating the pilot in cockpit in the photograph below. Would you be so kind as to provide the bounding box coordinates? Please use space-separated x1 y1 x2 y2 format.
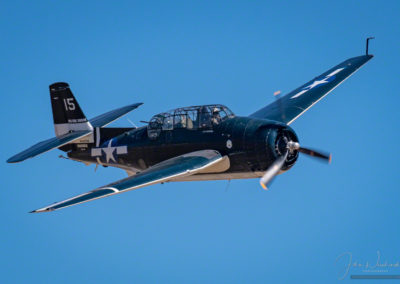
211 107 221 125
199 106 210 128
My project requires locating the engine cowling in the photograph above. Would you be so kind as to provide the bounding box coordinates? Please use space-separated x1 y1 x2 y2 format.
241 118 299 172
265 127 299 170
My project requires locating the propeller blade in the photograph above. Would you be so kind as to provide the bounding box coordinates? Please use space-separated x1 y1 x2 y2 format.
260 151 288 190
298 147 332 163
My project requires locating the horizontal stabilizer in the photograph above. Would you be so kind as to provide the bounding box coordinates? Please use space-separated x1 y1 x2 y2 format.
7 130 91 163
90 103 143 128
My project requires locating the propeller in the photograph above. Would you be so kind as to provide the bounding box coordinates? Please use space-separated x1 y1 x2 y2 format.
260 151 288 189
260 140 331 190
287 141 331 163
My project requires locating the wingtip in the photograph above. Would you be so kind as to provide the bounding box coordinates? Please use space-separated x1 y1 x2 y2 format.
6 156 20 163
329 154 332 164
29 207 53 213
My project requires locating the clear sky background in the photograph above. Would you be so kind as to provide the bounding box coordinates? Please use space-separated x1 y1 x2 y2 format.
1 0 399 283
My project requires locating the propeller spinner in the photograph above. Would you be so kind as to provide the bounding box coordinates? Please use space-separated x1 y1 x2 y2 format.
260 140 331 190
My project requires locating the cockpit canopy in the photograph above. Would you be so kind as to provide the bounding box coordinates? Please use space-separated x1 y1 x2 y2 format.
147 104 235 139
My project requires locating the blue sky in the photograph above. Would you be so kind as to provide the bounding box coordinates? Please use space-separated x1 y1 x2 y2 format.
1 0 399 283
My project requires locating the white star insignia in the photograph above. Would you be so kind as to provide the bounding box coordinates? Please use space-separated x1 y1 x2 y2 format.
102 139 117 163
291 67 345 99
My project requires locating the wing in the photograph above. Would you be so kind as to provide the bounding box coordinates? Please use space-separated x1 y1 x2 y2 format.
250 54 373 125
90 102 143 128
31 150 223 213
7 130 92 163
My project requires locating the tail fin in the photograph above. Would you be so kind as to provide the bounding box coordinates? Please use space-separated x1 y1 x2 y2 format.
50 82 93 137
7 82 142 163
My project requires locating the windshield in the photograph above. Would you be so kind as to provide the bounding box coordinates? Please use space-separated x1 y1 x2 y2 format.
148 104 234 133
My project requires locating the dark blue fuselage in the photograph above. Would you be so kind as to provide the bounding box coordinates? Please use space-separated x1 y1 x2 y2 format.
68 116 299 175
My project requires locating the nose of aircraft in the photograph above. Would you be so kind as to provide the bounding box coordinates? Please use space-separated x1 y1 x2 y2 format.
261 125 331 190
265 125 299 171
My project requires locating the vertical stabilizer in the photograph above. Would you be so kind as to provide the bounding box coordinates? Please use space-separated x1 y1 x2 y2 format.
49 82 93 137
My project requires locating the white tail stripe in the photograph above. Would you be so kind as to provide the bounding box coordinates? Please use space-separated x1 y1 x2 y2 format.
54 122 93 137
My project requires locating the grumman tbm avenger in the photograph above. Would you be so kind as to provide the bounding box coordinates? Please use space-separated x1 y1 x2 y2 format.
7 39 374 213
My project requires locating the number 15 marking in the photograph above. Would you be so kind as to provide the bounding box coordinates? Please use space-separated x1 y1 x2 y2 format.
63 98 76 111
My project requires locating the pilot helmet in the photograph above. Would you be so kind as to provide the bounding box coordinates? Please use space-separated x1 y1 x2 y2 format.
212 107 220 114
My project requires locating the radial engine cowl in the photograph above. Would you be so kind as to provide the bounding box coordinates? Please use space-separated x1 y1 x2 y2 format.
266 127 299 170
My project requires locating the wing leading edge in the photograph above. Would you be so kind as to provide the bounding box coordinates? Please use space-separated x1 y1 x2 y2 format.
31 150 224 213
250 54 373 124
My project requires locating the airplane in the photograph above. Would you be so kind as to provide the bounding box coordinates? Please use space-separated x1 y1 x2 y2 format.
7 39 374 213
